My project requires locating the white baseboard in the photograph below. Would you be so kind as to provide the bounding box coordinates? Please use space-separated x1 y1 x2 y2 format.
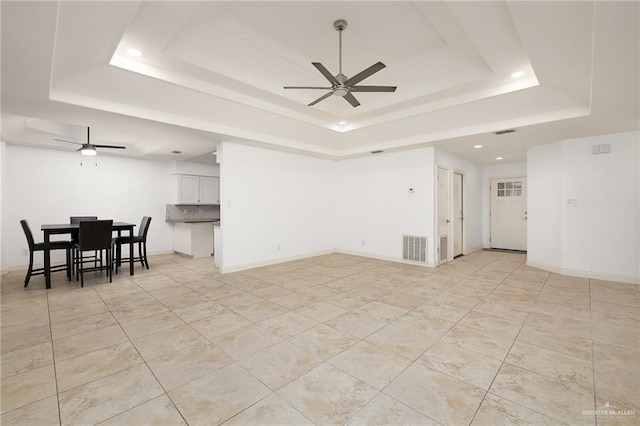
526 260 640 285
335 249 436 269
220 250 335 274
464 246 483 255
220 248 439 274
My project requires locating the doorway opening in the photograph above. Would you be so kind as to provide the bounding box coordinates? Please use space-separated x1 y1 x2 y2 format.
453 171 464 258
437 166 450 265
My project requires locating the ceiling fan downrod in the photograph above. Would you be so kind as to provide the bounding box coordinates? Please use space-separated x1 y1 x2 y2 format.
334 19 347 78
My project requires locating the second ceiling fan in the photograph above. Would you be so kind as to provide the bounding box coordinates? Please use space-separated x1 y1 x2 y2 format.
284 19 397 107
54 127 126 156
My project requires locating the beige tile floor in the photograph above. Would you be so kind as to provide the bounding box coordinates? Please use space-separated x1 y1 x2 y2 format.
1 251 639 425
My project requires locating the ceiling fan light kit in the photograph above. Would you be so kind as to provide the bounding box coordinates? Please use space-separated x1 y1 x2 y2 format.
284 19 397 107
80 146 97 156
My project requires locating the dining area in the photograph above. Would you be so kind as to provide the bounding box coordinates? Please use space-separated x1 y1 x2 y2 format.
21 216 152 289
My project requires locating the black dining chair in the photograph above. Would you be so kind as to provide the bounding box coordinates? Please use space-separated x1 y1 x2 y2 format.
113 216 152 273
70 216 98 271
75 220 113 287
20 219 73 287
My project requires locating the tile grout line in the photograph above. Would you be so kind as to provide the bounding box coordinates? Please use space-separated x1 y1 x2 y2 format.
467 257 552 425
45 286 63 426
589 278 599 426
336 251 527 425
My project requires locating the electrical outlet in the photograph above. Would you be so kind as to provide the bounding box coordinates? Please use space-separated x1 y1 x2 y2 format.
361 240 366 245
277 244 281 250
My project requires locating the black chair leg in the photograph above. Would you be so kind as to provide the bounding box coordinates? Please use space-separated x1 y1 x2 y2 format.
108 248 113 282
79 252 84 286
66 248 72 281
143 242 149 269
138 242 145 267
115 244 120 274
24 251 34 287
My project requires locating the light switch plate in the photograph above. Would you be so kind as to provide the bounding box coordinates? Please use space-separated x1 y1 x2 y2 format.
567 199 577 207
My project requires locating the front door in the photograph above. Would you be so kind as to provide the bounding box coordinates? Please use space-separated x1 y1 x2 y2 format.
490 177 527 251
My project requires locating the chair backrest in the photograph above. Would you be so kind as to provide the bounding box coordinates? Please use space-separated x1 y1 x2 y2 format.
138 216 152 239
20 220 35 250
70 216 97 224
79 220 113 251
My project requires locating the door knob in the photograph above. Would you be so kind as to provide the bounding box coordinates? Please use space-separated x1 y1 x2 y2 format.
446 219 451 223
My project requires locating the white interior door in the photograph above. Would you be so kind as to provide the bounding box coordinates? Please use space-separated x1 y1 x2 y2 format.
437 167 451 263
490 177 527 251
453 172 464 257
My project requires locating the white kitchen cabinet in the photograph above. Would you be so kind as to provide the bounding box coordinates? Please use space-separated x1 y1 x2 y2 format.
173 222 214 258
176 175 219 204
199 177 220 204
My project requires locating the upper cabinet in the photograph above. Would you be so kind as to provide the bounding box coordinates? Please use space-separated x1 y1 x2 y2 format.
176 174 220 204
199 176 220 204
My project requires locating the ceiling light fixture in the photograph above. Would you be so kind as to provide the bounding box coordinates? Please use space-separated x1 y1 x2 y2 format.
510 71 525 79
338 121 347 125
495 129 516 135
80 146 97 156
474 145 483 149
496 156 503 160
126 48 143 57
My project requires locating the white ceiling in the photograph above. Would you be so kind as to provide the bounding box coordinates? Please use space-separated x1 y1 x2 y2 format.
1 1 638 164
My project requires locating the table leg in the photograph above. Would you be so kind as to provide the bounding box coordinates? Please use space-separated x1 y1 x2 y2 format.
44 230 51 289
129 226 134 276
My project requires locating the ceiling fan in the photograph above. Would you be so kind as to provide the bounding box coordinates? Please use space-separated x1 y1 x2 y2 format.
284 19 397 107
54 127 126 156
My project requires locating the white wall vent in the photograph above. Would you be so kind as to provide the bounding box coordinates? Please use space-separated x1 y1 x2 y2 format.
403 235 427 263
439 236 448 261
592 144 611 155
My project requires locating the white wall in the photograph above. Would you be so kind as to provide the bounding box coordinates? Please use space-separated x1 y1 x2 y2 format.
219 142 335 272
335 148 437 266
527 147 562 268
435 149 484 253
481 162 527 247
3 145 175 268
528 131 640 283
1 142 6 274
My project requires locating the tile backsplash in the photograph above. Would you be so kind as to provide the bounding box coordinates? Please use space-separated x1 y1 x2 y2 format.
166 204 220 221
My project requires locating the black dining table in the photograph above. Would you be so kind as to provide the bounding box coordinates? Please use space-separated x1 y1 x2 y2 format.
41 222 136 289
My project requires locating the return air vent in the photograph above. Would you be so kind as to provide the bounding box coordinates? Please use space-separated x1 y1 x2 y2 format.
403 235 427 263
439 236 448 261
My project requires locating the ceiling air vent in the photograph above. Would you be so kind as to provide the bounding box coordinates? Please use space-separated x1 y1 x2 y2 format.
371 150 384 154
495 129 516 135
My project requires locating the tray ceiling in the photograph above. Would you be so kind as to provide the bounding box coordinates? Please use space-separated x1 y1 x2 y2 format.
1 1 638 163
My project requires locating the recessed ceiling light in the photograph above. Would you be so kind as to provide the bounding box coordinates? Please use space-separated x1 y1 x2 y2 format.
338 121 347 125
126 48 143 57
496 156 503 160
371 150 384 154
171 150 182 154
495 129 516 135
510 71 525 79
474 145 483 149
